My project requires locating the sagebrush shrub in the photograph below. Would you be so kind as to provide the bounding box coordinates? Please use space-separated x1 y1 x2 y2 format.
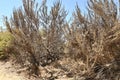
64 0 120 79
4 0 67 76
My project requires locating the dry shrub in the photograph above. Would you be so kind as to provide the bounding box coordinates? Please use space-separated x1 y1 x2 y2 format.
64 0 120 79
3 0 120 79
4 0 67 76
38 0 67 66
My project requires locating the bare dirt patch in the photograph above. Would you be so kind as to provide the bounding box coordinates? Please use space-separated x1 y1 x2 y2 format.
0 61 29 80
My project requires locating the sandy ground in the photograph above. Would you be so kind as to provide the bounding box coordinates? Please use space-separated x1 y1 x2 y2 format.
0 61 28 80
0 61 80 80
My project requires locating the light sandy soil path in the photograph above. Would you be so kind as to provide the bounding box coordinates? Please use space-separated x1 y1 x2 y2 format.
0 61 81 80
0 61 28 80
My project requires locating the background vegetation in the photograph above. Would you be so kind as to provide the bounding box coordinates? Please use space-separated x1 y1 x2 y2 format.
0 31 12 60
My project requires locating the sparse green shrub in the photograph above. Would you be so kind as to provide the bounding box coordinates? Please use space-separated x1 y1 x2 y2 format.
0 31 12 60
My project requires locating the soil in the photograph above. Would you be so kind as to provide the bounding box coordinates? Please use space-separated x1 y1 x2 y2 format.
0 58 85 80
0 61 28 80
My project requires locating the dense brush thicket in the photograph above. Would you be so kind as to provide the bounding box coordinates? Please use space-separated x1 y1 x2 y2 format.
3 0 120 79
63 0 120 79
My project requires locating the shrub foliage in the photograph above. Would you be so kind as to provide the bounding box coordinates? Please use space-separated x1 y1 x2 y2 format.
0 32 12 60
64 0 120 79
3 0 120 79
4 0 67 76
